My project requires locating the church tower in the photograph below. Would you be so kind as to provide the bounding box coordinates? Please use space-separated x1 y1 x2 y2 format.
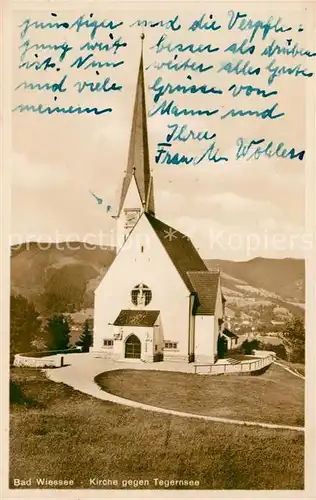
115 35 155 251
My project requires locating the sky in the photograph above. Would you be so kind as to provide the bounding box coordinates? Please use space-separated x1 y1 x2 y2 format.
10 3 311 260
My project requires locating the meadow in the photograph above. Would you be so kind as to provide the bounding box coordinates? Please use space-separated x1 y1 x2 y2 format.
10 366 304 490
95 364 304 427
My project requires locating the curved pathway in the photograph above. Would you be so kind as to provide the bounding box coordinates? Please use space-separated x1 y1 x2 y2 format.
274 361 305 380
45 353 304 433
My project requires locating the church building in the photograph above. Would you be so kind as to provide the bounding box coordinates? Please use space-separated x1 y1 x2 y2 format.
92 40 226 364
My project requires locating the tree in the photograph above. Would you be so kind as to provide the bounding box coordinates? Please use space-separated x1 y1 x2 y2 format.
262 342 287 360
43 265 93 314
76 319 93 352
46 314 70 351
241 339 262 355
280 316 305 363
10 294 42 358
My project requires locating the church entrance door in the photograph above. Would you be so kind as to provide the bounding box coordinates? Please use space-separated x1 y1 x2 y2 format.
125 334 141 359
217 334 228 359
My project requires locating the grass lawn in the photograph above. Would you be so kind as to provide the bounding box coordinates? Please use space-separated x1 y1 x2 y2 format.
95 364 304 427
10 367 304 490
277 360 305 377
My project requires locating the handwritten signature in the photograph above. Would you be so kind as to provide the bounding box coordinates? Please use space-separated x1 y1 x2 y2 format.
236 137 305 161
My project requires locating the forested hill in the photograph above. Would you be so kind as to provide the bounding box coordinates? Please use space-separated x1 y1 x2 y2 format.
11 244 304 321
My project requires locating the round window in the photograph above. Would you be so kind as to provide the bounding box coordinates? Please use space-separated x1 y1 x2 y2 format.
131 284 152 306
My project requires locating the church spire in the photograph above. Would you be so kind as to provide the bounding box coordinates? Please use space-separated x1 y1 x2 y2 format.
117 33 155 216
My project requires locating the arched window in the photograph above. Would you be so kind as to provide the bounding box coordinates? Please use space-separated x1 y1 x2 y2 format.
131 283 152 306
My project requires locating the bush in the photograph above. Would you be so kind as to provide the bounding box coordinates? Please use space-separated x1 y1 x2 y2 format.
280 317 305 363
262 343 287 360
45 314 70 351
10 380 41 407
10 295 42 359
241 339 262 355
76 319 93 352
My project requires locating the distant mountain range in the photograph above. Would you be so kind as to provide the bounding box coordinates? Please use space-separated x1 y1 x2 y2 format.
205 258 305 323
11 243 116 315
11 243 305 324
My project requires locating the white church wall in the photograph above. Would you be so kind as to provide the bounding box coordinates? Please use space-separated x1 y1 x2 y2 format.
194 277 224 365
222 334 237 350
93 214 191 360
213 278 224 357
194 316 215 363
154 324 164 358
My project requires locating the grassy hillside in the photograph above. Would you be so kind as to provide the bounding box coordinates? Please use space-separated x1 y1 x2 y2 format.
10 367 304 490
10 244 305 326
205 258 305 325
205 258 305 302
96 364 304 427
11 243 115 313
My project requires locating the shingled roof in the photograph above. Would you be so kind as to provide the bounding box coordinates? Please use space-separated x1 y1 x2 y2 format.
145 213 208 291
222 328 239 339
187 271 220 315
114 310 160 327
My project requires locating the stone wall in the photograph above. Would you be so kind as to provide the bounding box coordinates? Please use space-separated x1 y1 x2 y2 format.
14 354 63 368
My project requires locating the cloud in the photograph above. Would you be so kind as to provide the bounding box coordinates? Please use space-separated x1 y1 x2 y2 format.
195 192 276 216
156 189 184 206
170 214 307 260
12 152 69 189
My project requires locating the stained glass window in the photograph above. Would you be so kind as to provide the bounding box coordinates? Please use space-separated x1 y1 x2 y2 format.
131 283 152 306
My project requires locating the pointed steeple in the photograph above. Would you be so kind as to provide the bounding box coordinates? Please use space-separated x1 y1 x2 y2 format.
117 34 155 215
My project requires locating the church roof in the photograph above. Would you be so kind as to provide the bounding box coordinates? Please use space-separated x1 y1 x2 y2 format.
145 213 208 292
114 309 160 327
117 43 155 215
186 271 220 315
222 327 239 339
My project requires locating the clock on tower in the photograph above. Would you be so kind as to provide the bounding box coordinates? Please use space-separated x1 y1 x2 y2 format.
124 208 141 231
